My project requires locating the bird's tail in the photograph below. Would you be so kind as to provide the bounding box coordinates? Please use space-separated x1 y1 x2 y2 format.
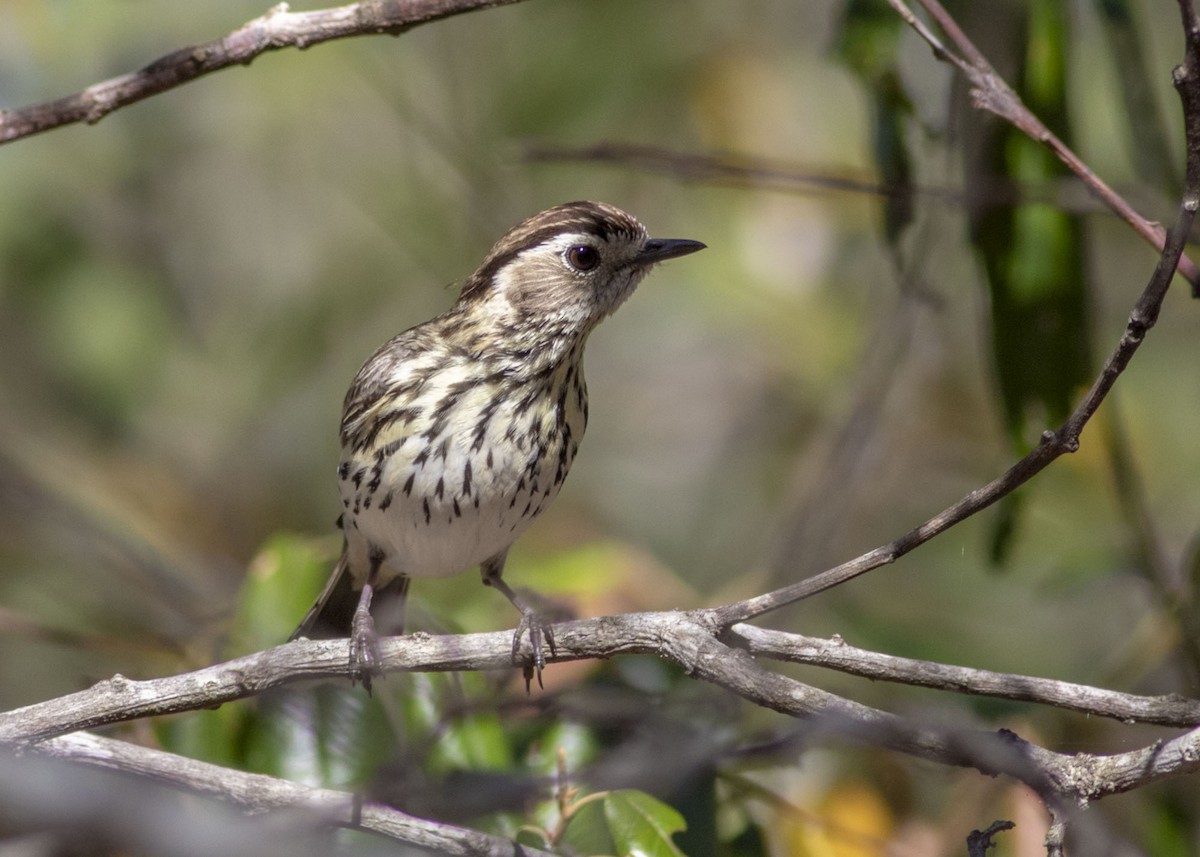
289 544 358 641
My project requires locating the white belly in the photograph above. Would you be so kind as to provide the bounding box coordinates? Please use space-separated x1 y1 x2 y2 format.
338 358 585 587
348 440 565 582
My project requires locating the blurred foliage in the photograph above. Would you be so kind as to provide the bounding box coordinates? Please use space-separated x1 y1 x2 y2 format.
961 0 1092 564
835 0 914 249
2 0 1200 854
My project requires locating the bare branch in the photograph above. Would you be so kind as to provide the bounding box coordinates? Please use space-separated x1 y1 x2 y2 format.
900 0 1198 285
526 140 1118 215
713 167 1195 626
2 613 1197 807
730 625 1200 728
24 731 556 857
526 141 966 206
683 620 1200 803
0 0 527 146
889 0 1200 287
0 615 734 745
9 612 1195 745
0 627 514 745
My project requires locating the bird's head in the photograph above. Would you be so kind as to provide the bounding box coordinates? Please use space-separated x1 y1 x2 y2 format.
458 201 705 336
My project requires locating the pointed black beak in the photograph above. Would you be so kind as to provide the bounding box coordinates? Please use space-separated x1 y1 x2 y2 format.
635 237 707 266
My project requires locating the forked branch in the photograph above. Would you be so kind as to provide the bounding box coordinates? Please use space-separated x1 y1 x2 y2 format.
1 616 1198 810
888 0 1200 288
714 0 1200 627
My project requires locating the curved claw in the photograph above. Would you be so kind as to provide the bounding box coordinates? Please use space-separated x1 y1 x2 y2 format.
481 561 561 690
513 609 558 691
350 607 382 694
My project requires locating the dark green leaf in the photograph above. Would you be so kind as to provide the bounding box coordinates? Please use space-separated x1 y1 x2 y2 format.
962 0 1092 562
836 0 915 247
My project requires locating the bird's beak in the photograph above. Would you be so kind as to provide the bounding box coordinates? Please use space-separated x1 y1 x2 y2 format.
635 238 707 267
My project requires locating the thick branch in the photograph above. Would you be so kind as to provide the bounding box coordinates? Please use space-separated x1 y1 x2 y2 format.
0 0 526 146
0 614 709 745
0 627 516 745
1 613 1197 806
7 612 1196 744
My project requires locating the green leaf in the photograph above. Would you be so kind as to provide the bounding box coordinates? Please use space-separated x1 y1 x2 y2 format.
561 795 617 857
604 790 687 857
229 533 339 654
962 0 1091 563
871 76 915 246
431 709 512 773
835 0 901 80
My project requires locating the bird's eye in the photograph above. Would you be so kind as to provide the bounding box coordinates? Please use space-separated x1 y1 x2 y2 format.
565 244 600 272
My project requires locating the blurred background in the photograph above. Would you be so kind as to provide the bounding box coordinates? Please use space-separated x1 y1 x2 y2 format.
1 0 1199 854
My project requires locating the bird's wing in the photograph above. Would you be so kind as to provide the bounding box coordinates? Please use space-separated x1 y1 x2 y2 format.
339 329 435 451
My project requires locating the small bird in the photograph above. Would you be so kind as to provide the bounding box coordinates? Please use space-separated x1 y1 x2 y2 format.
292 201 705 688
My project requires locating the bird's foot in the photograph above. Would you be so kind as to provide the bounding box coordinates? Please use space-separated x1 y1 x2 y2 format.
513 608 558 692
350 603 382 694
481 563 568 691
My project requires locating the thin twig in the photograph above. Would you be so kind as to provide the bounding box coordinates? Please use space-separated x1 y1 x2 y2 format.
887 0 1200 287
0 0 527 146
527 141 966 205
730 625 1200 727
526 140 1126 215
713 136 1195 626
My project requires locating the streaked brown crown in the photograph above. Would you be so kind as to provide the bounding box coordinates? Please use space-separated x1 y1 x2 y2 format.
458 201 647 302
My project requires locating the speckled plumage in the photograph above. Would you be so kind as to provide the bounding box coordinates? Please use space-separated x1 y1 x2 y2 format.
292 201 705 686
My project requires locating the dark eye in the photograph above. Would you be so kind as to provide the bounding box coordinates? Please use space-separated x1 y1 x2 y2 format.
565 244 600 272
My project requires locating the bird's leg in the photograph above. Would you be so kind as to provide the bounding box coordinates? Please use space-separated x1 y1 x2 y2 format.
349 583 377 672
481 553 557 689
349 548 387 693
